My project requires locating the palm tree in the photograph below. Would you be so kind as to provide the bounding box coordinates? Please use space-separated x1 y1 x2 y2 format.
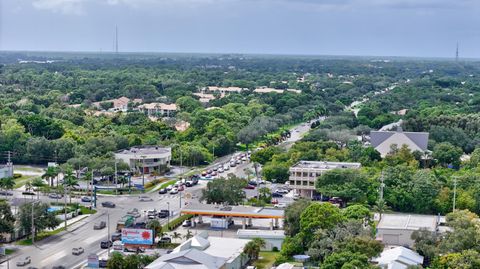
184 230 193 240
243 241 260 261
172 231 182 242
42 167 58 187
31 177 46 200
1 177 15 199
146 219 162 236
63 170 79 204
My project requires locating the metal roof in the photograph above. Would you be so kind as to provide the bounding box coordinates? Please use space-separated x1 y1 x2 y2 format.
181 203 284 219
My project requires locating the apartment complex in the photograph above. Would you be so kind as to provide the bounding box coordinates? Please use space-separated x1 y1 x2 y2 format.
92 96 142 112
138 103 177 118
289 161 361 198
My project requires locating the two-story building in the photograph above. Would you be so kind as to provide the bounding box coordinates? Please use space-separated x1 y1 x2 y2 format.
114 146 172 174
289 161 361 198
138 103 177 118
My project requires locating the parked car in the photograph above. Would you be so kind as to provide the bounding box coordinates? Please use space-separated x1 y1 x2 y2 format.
223 164 230 171
201 171 207 176
158 188 167 194
230 162 236 167
182 220 192 227
71 247 84 255
127 208 141 218
99 259 108 268
159 237 172 244
244 185 255 190
16 256 31 266
178 185 185 191
272 192 283 198
248 181 258 186
170 188 179 194
100 240 113 249
94 221 106 230
274 203 287 208
166 185 173 191
101 201 115 208
0 190 13 196
139 196 153 202
275 189 289 194
235 159 241 165
48 193 62 199
158 210 169 218
185 181 193 187
111 232 122 241
147 210 157 219
81 196 91 202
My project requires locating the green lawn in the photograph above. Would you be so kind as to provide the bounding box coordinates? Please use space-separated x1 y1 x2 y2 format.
17 227 66 246
254 251 280 269
13 175 38 188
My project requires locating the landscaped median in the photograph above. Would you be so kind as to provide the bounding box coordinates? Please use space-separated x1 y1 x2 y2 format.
161 214 193 232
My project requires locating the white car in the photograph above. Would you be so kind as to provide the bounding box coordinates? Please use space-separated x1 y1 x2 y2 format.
170 188 179 194
218 167 224 173
274 203 287 208
276 189 289 194
72 247 84 255
139 196 153 202
16 256 31 266
223 164 230 171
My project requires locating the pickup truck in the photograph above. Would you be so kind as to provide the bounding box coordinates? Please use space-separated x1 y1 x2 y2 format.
94 221 106 230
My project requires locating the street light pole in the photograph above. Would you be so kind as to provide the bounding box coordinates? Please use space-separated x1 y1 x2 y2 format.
167 202 170 231
114 159 118 196
141 156 146 192
107 212 111 258
64 186 68 230
31 200 40 244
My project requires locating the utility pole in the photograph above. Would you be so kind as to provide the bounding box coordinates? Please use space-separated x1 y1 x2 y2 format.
64 186 68 230
456 42 459 62
453 177 457 212
91 169 95 208
167 202 170 231
114 159 118 196
141 156 146 192
107 212 111 257
31 203 35 244
378 171 385 220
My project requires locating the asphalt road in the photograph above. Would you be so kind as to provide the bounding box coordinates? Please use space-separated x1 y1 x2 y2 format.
5 121 311 268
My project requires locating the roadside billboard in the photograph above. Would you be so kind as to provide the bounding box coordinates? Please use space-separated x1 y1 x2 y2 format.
121 228 154 245
87 253 99 268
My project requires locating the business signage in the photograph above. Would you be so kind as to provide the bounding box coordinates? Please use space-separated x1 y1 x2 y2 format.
87 253 99 268
121 228 154 245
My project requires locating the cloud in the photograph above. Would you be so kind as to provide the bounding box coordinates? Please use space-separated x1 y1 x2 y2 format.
32 0 86 15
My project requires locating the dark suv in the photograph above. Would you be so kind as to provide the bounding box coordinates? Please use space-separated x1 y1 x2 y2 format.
158 210 169 218
100 240 112 249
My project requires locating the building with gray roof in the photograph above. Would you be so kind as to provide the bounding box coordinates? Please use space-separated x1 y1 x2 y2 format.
115 146 171 174
370 129 429 158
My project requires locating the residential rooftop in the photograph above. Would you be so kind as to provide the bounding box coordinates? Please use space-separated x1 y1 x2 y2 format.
291 160 361 170
377 213 446 231
115 146 171 155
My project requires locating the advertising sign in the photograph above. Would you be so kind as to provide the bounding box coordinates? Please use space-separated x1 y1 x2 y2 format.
121 228 154 245
87 253 99 268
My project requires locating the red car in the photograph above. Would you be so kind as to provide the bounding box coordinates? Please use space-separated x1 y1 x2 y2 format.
244 185 255 190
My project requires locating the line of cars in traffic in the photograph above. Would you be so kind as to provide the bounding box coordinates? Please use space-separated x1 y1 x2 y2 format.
200 152 251 179
158 175 199 195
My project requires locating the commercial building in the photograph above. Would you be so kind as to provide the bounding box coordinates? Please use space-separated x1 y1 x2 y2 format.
237 229 285 251
181 203 284 230
253 87 301 94
376 213 447 247
203 86 246 94
0 162 13 179
145 231 249 269
370 128 429 157
138 103 178 118
373 246 424 269
114 146 172 174
289 161 361 198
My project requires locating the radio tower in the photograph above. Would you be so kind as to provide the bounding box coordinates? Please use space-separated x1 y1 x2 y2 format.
115 25 119 54
455 42 459 62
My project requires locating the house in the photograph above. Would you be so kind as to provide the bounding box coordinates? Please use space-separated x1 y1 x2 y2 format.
237 229 285 251
376 213 447 247
193 92 217 104
145 231 249 269
92 96 142 112
254 87 285 94
373 246 424 269
138 103 177 118
370 128 429 158
0 162 13 179
289 161 361 198
114 146 172 174
202 86 246 94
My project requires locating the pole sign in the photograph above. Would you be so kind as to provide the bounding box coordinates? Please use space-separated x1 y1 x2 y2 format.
87 253 99 268
121 228 154 245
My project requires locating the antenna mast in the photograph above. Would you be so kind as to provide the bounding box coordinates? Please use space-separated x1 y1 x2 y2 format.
455 42 459 62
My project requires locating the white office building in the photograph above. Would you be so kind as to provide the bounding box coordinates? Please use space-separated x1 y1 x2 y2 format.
115 146 172 174
289 161 361 198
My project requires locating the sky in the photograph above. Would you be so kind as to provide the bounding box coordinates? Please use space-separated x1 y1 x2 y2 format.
0 0 479 58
